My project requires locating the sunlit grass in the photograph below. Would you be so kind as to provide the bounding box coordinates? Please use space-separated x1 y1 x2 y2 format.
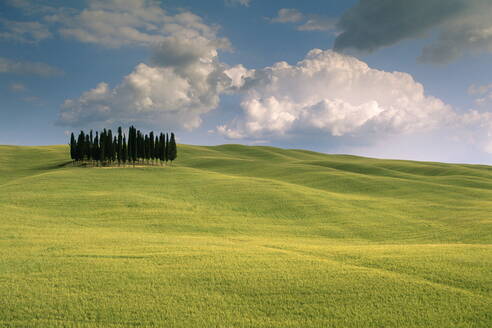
0 144 491 327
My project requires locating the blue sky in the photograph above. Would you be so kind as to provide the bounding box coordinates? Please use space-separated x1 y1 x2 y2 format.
1 0 492 164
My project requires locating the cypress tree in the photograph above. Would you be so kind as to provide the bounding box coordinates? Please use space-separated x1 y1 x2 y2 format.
159 133 165 165
138 131 144 161
127 127 132 164
154 135 159 163
127 127 133 163
107 129 113 163
168 132 177 164
149 131 154 161
77 131 85 162
100 129 106 164
109 130 113 162
136 130 141 161
117 127 123 164
89 130 93 162
165 133 169 164
122 135 128 164
129 126 136 164
113 136 117 163
70 133 76 162
164 133 167 163
145 134 150 162
93 132 100 163
85 134 91 161
132 127 137 163
141 131 145 161
135 130 139 161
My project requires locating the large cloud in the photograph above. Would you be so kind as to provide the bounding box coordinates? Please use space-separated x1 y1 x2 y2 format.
58 54 236 129
218 49 456 140
334 0 492 63
59 64 220 129
57 1 236 129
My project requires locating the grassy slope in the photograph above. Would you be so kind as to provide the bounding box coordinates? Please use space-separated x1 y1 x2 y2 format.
0 144 491 328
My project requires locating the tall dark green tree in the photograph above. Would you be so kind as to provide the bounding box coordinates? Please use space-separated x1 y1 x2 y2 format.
122 135 128 164
136 130 142 160
135 130 138 161
160 133 166 165
117 127 123 164
133 127 138 163
154 135 159 163
85 134 91 160
168 133 177 164
70 133 76 162
107 129 113 163
113 136 118 163
144 134 149 161
100 129 106 163
93 132 100 163
77 131 86 162
149 131 154 161
128 126 134 163
140 131 144 161
164 133 169 165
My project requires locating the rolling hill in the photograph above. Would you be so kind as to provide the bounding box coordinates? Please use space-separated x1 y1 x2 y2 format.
0 144 491 327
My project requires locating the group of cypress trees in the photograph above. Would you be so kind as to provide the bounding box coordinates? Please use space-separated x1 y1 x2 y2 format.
69 126 177 166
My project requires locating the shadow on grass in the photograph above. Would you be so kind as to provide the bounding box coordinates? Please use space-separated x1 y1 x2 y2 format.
41 160 74 170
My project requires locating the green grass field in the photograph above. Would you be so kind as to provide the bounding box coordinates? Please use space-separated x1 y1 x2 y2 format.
0 144 491 327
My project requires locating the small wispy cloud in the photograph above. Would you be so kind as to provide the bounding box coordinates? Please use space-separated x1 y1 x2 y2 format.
0 57 63 77
269 8 337 32
468 83 492 106
23 96 43 105
270 9 304 23
9 82 27 92
297 16 337 32
0 18 52 43
468 83 492 95
225 0 251 7
6 0 60 15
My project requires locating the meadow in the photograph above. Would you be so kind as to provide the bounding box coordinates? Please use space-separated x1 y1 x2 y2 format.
0 144 491 327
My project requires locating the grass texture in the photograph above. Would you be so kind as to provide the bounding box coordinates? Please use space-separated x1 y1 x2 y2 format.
0 144 491 327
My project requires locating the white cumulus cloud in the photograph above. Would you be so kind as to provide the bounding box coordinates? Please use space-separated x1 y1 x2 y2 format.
218 49 456 140
59 64 214 129
57 2 236 130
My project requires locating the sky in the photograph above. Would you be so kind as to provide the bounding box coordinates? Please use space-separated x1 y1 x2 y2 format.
1 0 492 164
